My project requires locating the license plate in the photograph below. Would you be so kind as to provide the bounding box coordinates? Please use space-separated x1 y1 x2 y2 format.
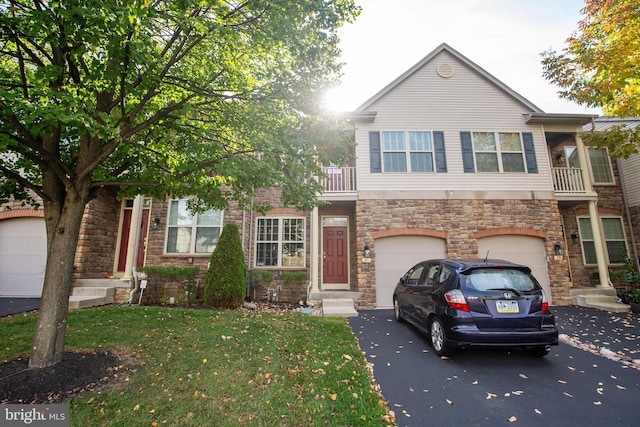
496 300 519 313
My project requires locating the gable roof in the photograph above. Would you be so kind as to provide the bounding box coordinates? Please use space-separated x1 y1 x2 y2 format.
354 42 543 113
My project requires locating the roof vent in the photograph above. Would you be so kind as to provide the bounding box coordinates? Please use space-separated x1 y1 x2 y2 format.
437 63 454 78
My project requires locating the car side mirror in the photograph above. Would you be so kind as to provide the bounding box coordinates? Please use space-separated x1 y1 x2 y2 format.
399 277 406 286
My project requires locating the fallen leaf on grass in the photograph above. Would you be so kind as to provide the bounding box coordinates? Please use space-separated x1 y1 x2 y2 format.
133 404 140 411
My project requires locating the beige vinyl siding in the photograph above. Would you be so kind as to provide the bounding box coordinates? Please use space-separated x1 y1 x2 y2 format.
356 51 553 197
620 154 640 207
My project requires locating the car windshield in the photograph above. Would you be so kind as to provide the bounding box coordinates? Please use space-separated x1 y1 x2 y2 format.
461 268 539 293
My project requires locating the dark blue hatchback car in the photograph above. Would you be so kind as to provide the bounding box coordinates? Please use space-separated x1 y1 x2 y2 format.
392 258 559 357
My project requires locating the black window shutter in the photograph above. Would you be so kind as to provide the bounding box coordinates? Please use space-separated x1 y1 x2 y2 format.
369 131 382 173
433 131 447 172
460 131 475 173
522 132 538 173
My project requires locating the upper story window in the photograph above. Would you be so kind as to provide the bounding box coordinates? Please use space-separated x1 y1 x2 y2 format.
255 217 305 267
578 216 626 265
472 132 525 172
369 131 447 174
382 131 434 172
461 131 537 174
166 199 223 254
588 147 614 184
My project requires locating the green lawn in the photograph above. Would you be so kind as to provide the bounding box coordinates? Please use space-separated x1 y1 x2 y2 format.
1 306 395 426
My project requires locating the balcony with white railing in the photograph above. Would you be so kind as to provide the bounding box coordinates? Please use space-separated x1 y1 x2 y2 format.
551 167 598 202
552 167 585 193
319 166 357 200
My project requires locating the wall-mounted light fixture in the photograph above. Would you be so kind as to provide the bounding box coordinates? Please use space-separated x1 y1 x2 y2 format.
571 233 579 244
153 217 161 230
554 243 563 256
363 244 371 259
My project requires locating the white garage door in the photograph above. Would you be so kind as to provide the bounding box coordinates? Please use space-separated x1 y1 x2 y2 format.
477 236 552 304
0 218 47 297
375 236 446 308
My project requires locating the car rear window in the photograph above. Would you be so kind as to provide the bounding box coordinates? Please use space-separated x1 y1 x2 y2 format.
461 268 540 293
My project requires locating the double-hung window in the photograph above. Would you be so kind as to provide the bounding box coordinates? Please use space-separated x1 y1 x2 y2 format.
472 132 525 172
166 199 223 254
588 147 614 184
256 217 305 267
382 131 434 172
578 216 626 264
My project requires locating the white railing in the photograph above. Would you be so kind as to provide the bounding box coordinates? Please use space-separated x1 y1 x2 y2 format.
320 166 357 193
552 167 586 193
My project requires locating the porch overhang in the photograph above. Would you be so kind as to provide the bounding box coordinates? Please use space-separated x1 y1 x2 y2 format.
524 112 598 125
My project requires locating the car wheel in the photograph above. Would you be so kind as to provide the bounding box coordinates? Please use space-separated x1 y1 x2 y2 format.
430 317 453 357
522 346 550 357
393 298 404 322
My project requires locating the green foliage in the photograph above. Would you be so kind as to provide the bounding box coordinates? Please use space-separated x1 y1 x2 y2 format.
203 223 246 309
0 0 360 209
247 269 274 287
280 271 308 284
542 0 640 117
137 266 199 281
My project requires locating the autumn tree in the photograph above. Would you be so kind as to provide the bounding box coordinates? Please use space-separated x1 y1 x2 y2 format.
0 0 359 368
541 0 640 157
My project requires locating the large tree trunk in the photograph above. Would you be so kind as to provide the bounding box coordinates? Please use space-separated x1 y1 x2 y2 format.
28 188 90 369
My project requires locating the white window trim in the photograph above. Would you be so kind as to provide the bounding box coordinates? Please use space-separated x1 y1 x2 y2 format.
586 146 615 185
164 199 224 255
472 132 526 173
381 131 435 173
254 216 306 268
577 215 627 266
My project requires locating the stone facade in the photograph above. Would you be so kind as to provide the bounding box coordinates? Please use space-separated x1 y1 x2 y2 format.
354 198 571 308
73 188 121 279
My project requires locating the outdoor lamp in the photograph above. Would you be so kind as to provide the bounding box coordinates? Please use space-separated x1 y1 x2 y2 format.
364 244 371 259
571 233 579 244
153 217 161 230
554 243 563 256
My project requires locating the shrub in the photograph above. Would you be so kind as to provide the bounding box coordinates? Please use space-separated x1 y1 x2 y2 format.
247 270 274 301
203 223 247 308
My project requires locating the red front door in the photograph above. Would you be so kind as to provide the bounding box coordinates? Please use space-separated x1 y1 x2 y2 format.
117 209 150 272
323 226 348 284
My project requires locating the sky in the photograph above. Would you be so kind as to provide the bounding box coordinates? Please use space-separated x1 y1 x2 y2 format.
324 0 600 115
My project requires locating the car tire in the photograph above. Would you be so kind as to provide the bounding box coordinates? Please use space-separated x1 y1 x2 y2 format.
522 346 550 357
430 317 453 357
393 298 404 322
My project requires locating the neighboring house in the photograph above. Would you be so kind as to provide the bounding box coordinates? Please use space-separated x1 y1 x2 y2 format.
1 43 636 313
587 117 640 275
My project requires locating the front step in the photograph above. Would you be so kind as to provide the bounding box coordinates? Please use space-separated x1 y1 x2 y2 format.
321 298 358 317
570 287 629 313
69 287 115 309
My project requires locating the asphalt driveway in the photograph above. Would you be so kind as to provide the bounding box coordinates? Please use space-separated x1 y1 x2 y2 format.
349 306 640 427
0 298 41 317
